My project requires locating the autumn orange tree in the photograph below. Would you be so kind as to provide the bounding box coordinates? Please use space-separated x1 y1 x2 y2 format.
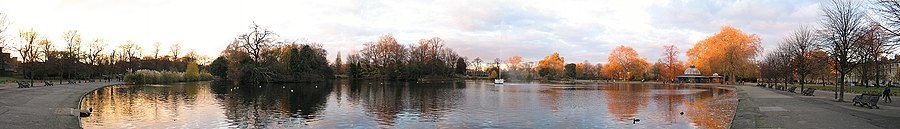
657 45 685 82
537 52 565 80
506 55 525 79
686 25 761 84
603 45 650 81
508 55 522 70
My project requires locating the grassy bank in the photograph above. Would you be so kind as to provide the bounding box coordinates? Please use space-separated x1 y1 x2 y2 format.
776 84 898 95
125 69 213 84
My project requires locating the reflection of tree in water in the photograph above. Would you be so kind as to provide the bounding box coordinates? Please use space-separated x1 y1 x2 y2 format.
344 81 465 126
80 83 204 127
209 81 334 128
652 85 686 124
604 83 651 122
538 87 563 111
683 87 736 129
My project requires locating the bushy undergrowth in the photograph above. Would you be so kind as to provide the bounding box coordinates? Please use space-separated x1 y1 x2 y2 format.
125 69 213 84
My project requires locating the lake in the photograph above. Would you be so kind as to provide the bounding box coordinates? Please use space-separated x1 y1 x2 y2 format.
79 80 737 128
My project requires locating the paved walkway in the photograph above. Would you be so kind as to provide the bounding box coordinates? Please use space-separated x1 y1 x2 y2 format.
0 81 123 129
731 85 900 129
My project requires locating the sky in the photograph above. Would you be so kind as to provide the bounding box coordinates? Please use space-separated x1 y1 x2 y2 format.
0 0 822 64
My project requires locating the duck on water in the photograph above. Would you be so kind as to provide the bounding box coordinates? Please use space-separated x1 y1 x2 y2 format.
79 108 92 117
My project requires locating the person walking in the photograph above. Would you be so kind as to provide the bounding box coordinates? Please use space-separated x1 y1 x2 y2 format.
884 86 892 103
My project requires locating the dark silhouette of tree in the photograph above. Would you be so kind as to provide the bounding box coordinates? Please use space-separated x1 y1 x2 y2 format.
360 34 407 80
783 26 817 90
564 63 577 79
210 56 228 78
85 38 106 65
151 42 161 59
873 0 900 43
455 57 466 75
170 43 181 60
819 0 868 101
17 29 40 63
220 23 333 84
854 23 891 87
236 23 277 62
334 51 342 75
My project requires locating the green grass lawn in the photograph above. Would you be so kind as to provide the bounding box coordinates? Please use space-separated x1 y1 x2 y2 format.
778 83 898 95
0 76 18 83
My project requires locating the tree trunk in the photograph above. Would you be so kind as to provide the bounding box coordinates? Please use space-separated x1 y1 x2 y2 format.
838 73 845 102
729 74 736 84
800 75 805 91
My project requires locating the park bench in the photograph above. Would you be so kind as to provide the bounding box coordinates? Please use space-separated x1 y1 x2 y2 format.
67 80 76 84
788 87 797 93
852 94 881 109
17 81 31 88
802 88 816 96
43 81 53 86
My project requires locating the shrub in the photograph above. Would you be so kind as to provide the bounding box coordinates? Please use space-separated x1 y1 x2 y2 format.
184 62 200 81
125 69 212 84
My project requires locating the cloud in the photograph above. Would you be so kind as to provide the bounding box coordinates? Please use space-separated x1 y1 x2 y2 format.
0 0 824 64
650 0 822 56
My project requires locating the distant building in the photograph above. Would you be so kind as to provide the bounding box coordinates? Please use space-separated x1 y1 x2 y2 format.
0 47 17 76
677 64 722 83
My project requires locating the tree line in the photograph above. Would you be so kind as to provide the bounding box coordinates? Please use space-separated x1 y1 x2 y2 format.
0 12 205 80
761 0 900 101
212 23 334 84
344 34 464 80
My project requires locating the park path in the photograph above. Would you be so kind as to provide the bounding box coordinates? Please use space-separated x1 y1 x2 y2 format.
731 85 900 129
0 81 123 129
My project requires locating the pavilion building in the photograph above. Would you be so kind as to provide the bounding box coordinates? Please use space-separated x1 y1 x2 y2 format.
677 64 722 83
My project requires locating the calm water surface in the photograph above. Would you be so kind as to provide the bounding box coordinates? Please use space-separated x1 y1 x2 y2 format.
79 80 737 128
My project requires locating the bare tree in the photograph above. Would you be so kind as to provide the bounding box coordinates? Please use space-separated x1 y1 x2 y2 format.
784 26 817 90
62 30 82 59
183 49 199 62
873 0 900 43
17 29 39 63
473 57 483 75
151 42 160 59
170 43 181 60
38 38 54 61
118 40 141 61
0 12 9 52
86 38 106 65
235 22 277 62
760 47 794 84
659 45 684 82
819 0 868 101
854 23 891 87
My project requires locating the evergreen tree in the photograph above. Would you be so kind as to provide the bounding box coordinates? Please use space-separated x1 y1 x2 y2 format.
210 56 228 78
349 62 360 78
334 51 342 74
288 47 307 80
455 57 467 75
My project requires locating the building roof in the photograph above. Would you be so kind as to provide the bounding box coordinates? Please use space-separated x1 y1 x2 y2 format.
684 64 701 76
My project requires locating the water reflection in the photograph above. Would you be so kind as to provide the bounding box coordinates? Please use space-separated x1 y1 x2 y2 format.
209 81 334 128
80 81 736 129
